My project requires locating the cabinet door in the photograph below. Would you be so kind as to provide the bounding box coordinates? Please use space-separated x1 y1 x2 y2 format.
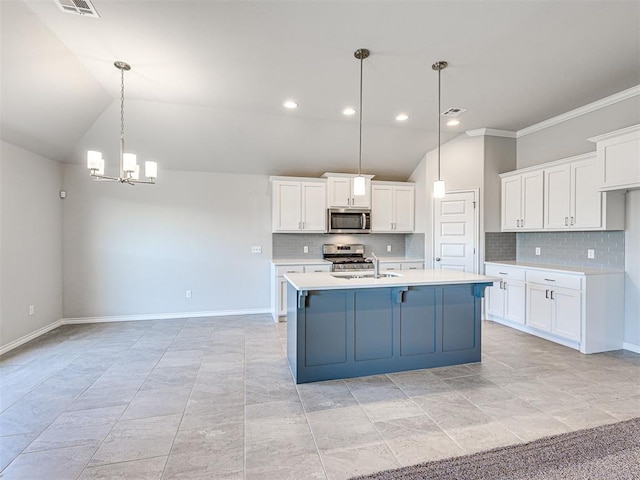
522 171 544 229
401 261 424 270
273 181 302 231
327 177 351 208
393 186 415 232
352 178 372 208
544 165 571 229
501 176 522 230
552 287 581 342
526 283 552 332
486 281 505 318
301 182 326 231
371 185 394 232
571 159 602 229
504 279 525 324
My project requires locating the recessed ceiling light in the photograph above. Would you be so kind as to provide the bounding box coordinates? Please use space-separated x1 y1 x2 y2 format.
447 119 460 126
283 100 299 109
343 107 356 116
396 113 409 121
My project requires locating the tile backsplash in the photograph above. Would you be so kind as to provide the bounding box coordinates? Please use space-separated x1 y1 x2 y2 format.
516 231 625 270
485 232 516 262
273 233 410 259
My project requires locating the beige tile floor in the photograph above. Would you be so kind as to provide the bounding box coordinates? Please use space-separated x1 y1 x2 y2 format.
1 315 639 479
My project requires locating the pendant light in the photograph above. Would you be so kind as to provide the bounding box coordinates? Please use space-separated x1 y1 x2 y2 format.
87 61 158 185
353 48 369 196
432 60 448 198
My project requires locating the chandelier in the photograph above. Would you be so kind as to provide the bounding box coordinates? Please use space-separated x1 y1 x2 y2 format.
432 60 447 198
87 61 157 184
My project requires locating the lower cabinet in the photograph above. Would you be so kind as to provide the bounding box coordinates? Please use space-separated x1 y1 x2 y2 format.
485 262 624 353
380 260 425 272
271 262 331 321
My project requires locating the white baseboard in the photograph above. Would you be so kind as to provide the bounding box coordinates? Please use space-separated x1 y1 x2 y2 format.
62 308 271 324
0 319 63 356
623 342 640 354
0 308 271 355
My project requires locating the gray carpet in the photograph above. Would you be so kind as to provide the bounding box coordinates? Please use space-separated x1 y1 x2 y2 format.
351 417 640 480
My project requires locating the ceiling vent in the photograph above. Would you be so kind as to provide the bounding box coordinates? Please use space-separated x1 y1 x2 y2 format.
54 0 99 18
441 107 467 117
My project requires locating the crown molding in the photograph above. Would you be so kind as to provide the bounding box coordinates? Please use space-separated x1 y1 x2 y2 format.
465 128 517 138
517 85 640 138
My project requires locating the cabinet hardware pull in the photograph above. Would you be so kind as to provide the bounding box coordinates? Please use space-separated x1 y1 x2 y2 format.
544 278 556 282
516 219 520 227
521 219 524 227
550 290 555 300
565 217 569 226
545 289 549 299
571 216 575 225
498 272 508 275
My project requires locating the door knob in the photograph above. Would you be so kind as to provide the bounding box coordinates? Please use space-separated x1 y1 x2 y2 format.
435 257 441 261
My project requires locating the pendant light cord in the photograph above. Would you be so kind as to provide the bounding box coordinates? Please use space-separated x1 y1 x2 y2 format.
358 53 363 176
437 66 441 182
120 66 125 142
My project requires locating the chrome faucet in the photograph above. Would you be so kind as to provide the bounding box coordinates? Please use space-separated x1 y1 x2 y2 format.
366 252 379 278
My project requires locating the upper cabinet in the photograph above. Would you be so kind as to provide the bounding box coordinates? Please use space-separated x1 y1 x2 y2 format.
588 124 640 192
500 153 625 233
271 177 327 233
323 173 373 208
371 181 415 233
501 170 543 231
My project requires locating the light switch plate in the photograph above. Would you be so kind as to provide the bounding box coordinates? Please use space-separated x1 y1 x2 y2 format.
303 246 309 253
387 245 392 252
251 246 262 254
535 247 541 256
588 249 595 259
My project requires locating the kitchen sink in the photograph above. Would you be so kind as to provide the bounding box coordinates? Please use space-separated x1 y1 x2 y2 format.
331 272 403 280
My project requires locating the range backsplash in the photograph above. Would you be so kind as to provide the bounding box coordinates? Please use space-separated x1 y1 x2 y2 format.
485 232 517 262
273 233 415 259
516 231 625 270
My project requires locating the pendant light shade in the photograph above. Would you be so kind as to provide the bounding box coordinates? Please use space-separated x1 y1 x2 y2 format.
87 61 158 185
354 48 369 196
432 60 448 198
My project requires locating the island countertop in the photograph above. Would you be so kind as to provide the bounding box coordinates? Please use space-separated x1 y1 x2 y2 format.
285 269 499 291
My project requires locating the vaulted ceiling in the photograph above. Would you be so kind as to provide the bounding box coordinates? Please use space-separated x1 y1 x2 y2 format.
2 0 639 180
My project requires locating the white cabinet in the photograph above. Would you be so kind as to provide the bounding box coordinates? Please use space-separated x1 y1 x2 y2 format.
271 262 331 321
485 262 624 354
380 260 424 272
324 174 372 208
526 271 582 342
371 182 415 233
588 124 640 191
271 178 327 233
544 154 623 230
501 170 543 231
485 265 525 325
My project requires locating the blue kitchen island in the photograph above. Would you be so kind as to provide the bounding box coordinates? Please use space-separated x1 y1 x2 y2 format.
285 269 496 383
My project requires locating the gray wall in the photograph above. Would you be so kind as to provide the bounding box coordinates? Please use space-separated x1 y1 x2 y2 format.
1 141 63 349
514 94 640 348
62 165 272 318
484 136 517 232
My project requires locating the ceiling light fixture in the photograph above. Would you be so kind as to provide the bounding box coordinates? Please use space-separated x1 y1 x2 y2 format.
343 107 356 116
353 48 370 196
87 61 157 185
447 119 460 126
396 113 409 121
432 60 448 198
283 100 299 109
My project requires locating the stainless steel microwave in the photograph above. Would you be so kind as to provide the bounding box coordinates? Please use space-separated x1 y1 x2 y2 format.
327 208 371 234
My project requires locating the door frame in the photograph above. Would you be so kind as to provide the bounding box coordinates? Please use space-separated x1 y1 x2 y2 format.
431 188 480 273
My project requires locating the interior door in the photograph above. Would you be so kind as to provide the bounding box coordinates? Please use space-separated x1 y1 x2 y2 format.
433 191 478 273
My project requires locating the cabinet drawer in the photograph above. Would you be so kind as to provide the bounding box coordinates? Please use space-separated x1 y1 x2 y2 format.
527 270 582 290
401 261 424 270
380 262 402 271
304 264 331 273
485 265 525 281
275 265 305 276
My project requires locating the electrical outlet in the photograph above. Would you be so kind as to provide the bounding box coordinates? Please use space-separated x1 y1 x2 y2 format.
186 290 192 299
588 249 595 259
29 305 35 315
251 246 262 254
303 246 309 253
387 245 392 252
535 247 541 256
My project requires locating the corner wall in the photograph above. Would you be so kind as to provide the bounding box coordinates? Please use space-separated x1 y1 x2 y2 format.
0 141 63 350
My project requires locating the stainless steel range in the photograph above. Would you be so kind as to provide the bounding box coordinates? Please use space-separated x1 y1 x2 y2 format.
323 244 373 272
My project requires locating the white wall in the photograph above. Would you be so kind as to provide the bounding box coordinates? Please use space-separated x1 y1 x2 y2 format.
62 165 272 319
0 141 63 349
514 93 640 349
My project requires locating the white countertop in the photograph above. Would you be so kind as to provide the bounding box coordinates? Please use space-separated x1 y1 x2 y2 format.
485 261 624 275
271 259 332 266
285 269 498 291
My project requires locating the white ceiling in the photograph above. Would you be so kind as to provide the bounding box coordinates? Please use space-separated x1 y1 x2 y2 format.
2 0 639 180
